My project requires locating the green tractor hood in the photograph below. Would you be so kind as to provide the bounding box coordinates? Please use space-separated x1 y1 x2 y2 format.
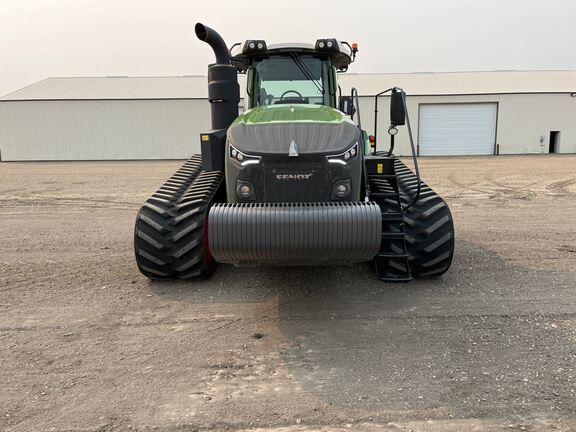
228 104 360 155
233 104 353 125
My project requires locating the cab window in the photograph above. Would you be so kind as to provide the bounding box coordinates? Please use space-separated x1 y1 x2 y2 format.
250 54 333 108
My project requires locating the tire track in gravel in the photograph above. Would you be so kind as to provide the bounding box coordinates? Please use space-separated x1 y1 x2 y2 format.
547 178 576 195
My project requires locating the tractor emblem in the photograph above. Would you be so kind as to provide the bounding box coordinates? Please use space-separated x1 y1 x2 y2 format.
288 140 299 157
275 173 313 181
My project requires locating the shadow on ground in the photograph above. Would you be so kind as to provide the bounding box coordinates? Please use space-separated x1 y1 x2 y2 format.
150 240 576 421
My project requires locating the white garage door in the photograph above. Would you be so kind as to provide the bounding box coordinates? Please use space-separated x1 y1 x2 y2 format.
418 103 497 155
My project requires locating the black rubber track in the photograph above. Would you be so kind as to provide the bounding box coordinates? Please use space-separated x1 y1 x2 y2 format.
134 155 223 280
394 159 455 278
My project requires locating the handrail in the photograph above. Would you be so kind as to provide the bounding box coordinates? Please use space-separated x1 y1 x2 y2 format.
372 87 421 209
351 87 370 201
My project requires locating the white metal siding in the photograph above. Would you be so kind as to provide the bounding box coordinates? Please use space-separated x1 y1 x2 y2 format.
0 99 210 160
418 103 497 155
2 93 575 161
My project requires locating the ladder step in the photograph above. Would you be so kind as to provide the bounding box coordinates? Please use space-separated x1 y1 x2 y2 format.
369 174 396 179
371 192 399 198
379 274 413 282
377 253 409 259
381 232 405 240
374 255 412 282
368 165 412 283
381 212 403 221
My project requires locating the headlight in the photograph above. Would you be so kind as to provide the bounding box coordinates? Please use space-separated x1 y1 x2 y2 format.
242 40 267 54
333 180 351 198
315 38 340 53
326 143 359 165
236 180 256 200
229 143 261 166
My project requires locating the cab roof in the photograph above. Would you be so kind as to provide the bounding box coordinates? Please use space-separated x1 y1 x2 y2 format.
230 40 355 72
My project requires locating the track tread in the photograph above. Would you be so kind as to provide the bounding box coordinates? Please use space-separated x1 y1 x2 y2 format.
394 159 455 278
134 155 223 280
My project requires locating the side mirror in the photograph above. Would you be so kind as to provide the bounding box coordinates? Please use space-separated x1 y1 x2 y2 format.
339 96 356 117
390 90 406 126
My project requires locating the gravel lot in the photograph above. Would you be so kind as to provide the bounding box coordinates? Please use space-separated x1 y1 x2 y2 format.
1 155 575 431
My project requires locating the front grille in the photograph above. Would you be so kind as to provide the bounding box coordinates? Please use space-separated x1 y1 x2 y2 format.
263 163 329 202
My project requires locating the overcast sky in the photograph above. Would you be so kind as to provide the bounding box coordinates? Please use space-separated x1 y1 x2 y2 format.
1 0 575 97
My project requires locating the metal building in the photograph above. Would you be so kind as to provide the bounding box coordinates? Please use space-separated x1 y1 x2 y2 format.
0 71 575 161
338 71 576 156
0 77 213 161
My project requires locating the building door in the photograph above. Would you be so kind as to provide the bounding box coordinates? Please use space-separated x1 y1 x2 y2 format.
549 131 560 153
418 103 498 155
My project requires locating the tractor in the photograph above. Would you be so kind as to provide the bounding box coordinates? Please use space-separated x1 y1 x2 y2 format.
133 23 455 282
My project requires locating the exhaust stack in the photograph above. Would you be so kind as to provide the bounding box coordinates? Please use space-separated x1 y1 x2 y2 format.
195 23 240 132
195 23 230 65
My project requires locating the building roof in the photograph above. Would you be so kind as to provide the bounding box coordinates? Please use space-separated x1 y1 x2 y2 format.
0 76 217 101
339 70 576 96
1 70 575 101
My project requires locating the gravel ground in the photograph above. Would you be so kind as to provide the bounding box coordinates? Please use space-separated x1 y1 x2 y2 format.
0 155 575 432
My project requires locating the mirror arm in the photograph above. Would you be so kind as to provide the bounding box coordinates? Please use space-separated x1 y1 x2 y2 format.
351 88 361 129
388 127 395 157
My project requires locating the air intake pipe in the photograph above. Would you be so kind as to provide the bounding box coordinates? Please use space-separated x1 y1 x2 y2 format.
195 23 240 131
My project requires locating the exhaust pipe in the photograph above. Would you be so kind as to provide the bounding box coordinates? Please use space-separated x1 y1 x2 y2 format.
195 23 240 171
195 22 239 131
194 23 230 65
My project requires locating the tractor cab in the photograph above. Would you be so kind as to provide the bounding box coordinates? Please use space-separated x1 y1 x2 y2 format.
231 40 356 110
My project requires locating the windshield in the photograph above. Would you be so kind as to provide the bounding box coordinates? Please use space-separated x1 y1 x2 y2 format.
250 54 333 108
